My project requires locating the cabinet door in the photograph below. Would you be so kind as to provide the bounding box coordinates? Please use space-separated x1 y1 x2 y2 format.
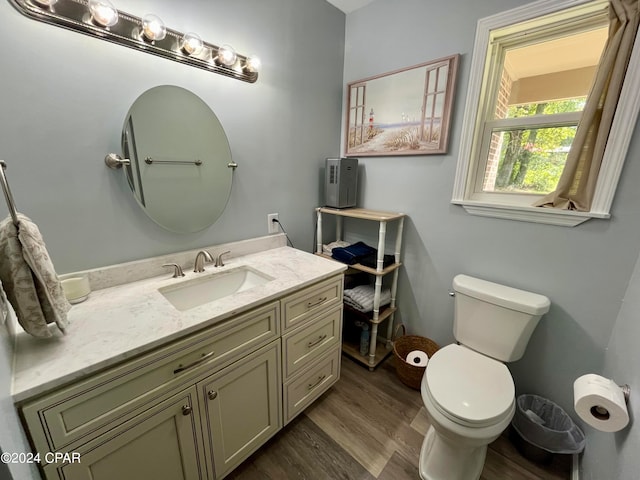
199 341 282 479
43 387 205 480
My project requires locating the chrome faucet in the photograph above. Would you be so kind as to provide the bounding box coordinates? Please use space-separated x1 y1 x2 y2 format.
193 250 213 272
215 250 231 267
162 263 185 278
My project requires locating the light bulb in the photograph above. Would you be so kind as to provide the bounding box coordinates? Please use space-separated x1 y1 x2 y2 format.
216 44 237 66
32 0 58 7
181 32 203 55
88 0 118 27
141 14 166 42
244 55 261 73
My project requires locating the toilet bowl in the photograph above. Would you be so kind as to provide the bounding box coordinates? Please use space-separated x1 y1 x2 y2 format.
419 344 515 480
417 274 549 480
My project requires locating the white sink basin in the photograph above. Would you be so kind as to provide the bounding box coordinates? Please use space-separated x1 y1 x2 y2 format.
159 266 273 311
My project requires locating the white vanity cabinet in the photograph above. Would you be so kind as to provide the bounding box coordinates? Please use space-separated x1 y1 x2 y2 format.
18 274 344 480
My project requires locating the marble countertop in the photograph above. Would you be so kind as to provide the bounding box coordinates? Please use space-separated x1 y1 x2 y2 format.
11 246 346 403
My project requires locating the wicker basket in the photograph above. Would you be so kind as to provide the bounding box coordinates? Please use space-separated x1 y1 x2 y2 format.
392 325 440 390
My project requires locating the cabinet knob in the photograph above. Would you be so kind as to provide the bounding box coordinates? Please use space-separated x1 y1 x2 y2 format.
208 390 218 400
181 405 192 416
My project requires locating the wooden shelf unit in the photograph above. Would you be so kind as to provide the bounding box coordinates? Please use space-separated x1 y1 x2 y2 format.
315 207 406 370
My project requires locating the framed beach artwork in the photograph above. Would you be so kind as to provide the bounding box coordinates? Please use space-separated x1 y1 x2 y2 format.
345 54 459 156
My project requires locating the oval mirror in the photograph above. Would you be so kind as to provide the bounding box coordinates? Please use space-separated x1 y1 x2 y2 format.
118 85 233 233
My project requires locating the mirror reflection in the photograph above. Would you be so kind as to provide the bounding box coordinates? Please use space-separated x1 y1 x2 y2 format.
120 85 233 233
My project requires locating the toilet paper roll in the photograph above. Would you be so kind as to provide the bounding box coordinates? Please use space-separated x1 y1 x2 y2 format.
574 374 629 433
405 350 429 367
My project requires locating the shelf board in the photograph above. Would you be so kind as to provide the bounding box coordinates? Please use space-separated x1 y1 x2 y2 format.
344 304 396 324
317 207 405 222
341 340 394 369
315 253 402 276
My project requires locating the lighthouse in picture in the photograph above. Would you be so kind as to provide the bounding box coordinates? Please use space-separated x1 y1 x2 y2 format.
368 108 374 135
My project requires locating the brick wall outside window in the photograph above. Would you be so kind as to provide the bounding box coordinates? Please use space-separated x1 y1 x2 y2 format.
483 70 512 191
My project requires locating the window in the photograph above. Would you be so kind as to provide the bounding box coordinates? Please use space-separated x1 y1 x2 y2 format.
452 0 640 226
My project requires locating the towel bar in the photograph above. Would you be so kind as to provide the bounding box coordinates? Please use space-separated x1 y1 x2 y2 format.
0 160 19 227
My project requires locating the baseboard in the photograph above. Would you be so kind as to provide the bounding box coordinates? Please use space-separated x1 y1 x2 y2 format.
571 454 580 480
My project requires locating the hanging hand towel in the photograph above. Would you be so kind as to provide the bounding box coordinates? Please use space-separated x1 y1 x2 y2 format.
0 214 70 338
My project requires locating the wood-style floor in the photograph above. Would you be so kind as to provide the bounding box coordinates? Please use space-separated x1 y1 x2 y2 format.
228 355 571 480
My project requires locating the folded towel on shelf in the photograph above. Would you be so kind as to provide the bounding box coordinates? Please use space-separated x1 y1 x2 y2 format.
0 214 71 338
322 240 351 256
343 285 391 313
358 253 395 270
331 241 376 265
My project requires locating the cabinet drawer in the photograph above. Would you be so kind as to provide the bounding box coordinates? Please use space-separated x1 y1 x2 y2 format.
283 346 341 424
22 301 279 454
281 275 343 332
282 305 341 379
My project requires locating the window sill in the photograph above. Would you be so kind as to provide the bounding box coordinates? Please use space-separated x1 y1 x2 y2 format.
451 200 610 227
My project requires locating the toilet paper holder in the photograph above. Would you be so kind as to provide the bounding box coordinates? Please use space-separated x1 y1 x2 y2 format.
620 383 631 403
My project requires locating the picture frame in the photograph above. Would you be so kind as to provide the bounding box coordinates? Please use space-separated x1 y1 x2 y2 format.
345 54 459 157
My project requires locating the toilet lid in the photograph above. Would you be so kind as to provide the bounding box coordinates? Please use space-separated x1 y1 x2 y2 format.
426 344 514 425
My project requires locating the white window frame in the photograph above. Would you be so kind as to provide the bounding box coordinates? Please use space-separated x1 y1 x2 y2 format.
452 0 640 227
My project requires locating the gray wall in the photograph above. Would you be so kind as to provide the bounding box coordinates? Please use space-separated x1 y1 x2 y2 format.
0 0 345 477
580 250 640 479
344 0 640 475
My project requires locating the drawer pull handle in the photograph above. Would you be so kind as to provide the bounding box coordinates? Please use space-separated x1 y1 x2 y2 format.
173 351 215 374
307 334 327 348
307 296 328 309
207 390 218 401
308 375 326 390
182 405 193 416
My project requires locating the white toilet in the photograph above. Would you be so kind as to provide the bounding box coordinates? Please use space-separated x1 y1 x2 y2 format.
419 274 550 480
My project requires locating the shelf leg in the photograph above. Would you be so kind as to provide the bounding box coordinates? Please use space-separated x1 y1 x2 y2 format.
386 274 399 348
386 216 404 347
368 322 379 367
316 208 322 254
386 312 396 350
336 216 343 242
394 217 404 263
376 220 387 273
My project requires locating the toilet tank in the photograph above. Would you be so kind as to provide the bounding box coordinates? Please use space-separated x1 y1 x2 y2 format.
452 274 550 362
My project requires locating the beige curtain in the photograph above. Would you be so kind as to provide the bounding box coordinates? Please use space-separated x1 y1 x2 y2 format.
534 0 640 211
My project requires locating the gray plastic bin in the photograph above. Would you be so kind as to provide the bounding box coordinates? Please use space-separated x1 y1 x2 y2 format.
511 394 585 462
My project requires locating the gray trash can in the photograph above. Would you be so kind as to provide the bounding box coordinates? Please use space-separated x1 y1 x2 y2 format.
511 394 585 463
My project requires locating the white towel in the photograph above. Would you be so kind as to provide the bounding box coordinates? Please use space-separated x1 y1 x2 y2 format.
322 240 350 256
343 285 391 313
0 214 70 338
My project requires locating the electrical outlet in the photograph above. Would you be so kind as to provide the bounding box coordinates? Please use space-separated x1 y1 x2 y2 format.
267 213 279 234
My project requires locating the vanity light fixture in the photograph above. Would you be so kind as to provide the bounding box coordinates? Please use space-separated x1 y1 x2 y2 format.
214 44 237 67
141 14 166 42
181 32 203 56
31 0 57 7
88 0 118 28
9 0 259 83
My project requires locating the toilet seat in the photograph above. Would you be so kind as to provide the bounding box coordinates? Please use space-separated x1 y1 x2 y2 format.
425 344 515 427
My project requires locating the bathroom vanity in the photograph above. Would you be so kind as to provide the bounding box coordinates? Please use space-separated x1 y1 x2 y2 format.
11 239 346 480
